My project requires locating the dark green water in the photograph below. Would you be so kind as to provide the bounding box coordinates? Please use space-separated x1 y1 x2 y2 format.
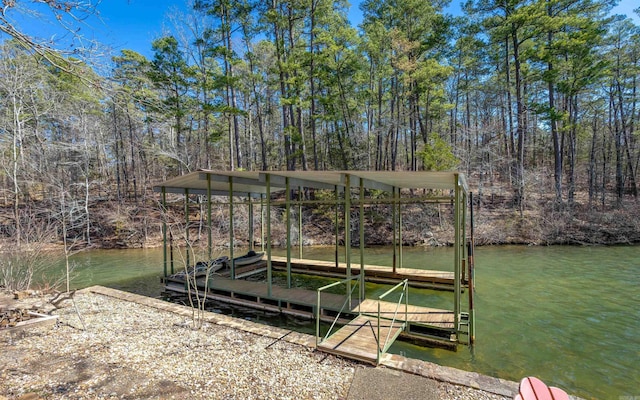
54 245 638 399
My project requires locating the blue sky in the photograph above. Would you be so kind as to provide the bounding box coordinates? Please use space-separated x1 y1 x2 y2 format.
7 0 640 59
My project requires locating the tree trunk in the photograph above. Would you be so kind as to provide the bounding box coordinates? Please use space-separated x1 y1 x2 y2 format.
512 26 526 214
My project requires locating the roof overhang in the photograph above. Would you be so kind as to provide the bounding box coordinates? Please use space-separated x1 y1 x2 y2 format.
153 170 468 197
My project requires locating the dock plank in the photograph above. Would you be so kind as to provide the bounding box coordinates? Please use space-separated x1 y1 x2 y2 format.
318 315 404 364
356 299 455 329
269 256 456 288
170 275 354 311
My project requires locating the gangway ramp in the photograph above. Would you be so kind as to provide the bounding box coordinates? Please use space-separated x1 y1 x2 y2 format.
316 298 457 364
317 314 405 364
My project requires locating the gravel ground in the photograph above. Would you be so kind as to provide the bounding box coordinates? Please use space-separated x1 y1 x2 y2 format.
1 291 509 400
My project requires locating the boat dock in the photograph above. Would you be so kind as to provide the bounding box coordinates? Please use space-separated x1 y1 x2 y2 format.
155 170 476 363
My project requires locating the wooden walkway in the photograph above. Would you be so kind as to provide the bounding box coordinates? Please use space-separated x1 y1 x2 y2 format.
317 315 404 364
317 299 456 364
269 256 457 289
357 299 455 330
164 275 356 320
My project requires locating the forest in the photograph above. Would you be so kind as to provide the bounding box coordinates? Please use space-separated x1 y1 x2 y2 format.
0 0 639 252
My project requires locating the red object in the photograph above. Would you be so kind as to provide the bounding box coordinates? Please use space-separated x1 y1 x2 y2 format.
514 376 570 400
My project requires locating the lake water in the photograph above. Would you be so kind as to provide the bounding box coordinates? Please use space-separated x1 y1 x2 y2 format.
53 245 638 399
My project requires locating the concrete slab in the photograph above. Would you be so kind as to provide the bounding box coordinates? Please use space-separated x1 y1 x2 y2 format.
347 367 440 400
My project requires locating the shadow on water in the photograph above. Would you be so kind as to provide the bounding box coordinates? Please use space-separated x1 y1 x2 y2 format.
50 245 640 400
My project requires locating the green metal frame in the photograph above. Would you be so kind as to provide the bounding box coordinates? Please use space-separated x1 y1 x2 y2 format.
157 170 474 350
228 177 235 279
207 175 212 261
376 279 409 363
265 174 272 297
162 187 167 277
315 276 362 347
285 177 291 288
184 188 190 268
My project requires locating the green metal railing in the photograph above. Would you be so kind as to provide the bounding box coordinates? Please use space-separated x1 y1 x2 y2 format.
316 276 361 347
316 277 409 365
376 279 409 362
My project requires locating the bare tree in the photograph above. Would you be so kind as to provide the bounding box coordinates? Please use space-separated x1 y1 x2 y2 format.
165 208 223 330
0 41 50 247
0 0 105 78
0 211 60 292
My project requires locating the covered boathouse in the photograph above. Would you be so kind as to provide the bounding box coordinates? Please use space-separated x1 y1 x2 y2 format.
154 170 476 364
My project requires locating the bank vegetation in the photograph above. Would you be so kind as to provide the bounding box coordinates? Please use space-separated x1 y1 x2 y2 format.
1 0 639 291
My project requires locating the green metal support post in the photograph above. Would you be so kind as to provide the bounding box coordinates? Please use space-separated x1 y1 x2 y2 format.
299 186 303 260
207 175 212 261
398 186 403 269
260 194 265 252
359 178 365 302
184 188 190 268
392 187 397 274
248 194 254 251
334 185 339 268
469 192 476 345
229 177 235 279
162 187 167 278
344 174 351 301
453 174 461 339
266 174 272 297
286 177 291 288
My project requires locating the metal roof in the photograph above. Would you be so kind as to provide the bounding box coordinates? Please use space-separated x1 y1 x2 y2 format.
153 170 468 196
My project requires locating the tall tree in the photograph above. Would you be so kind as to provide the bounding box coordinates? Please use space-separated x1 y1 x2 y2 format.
526 0 614 206
361 0 452 171
149 36 196 173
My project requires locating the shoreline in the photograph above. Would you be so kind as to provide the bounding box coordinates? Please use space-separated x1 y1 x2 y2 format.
1 286 516 399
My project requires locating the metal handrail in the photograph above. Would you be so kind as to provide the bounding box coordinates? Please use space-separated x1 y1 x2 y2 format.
377 279 409 361
316 276 361 347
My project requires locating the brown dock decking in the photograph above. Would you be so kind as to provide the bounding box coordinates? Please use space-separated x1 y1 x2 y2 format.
164 272 460 363
269 256 458 290
317 299 456 364
164 275 356 320
356 299 455 330
317 315 404 364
